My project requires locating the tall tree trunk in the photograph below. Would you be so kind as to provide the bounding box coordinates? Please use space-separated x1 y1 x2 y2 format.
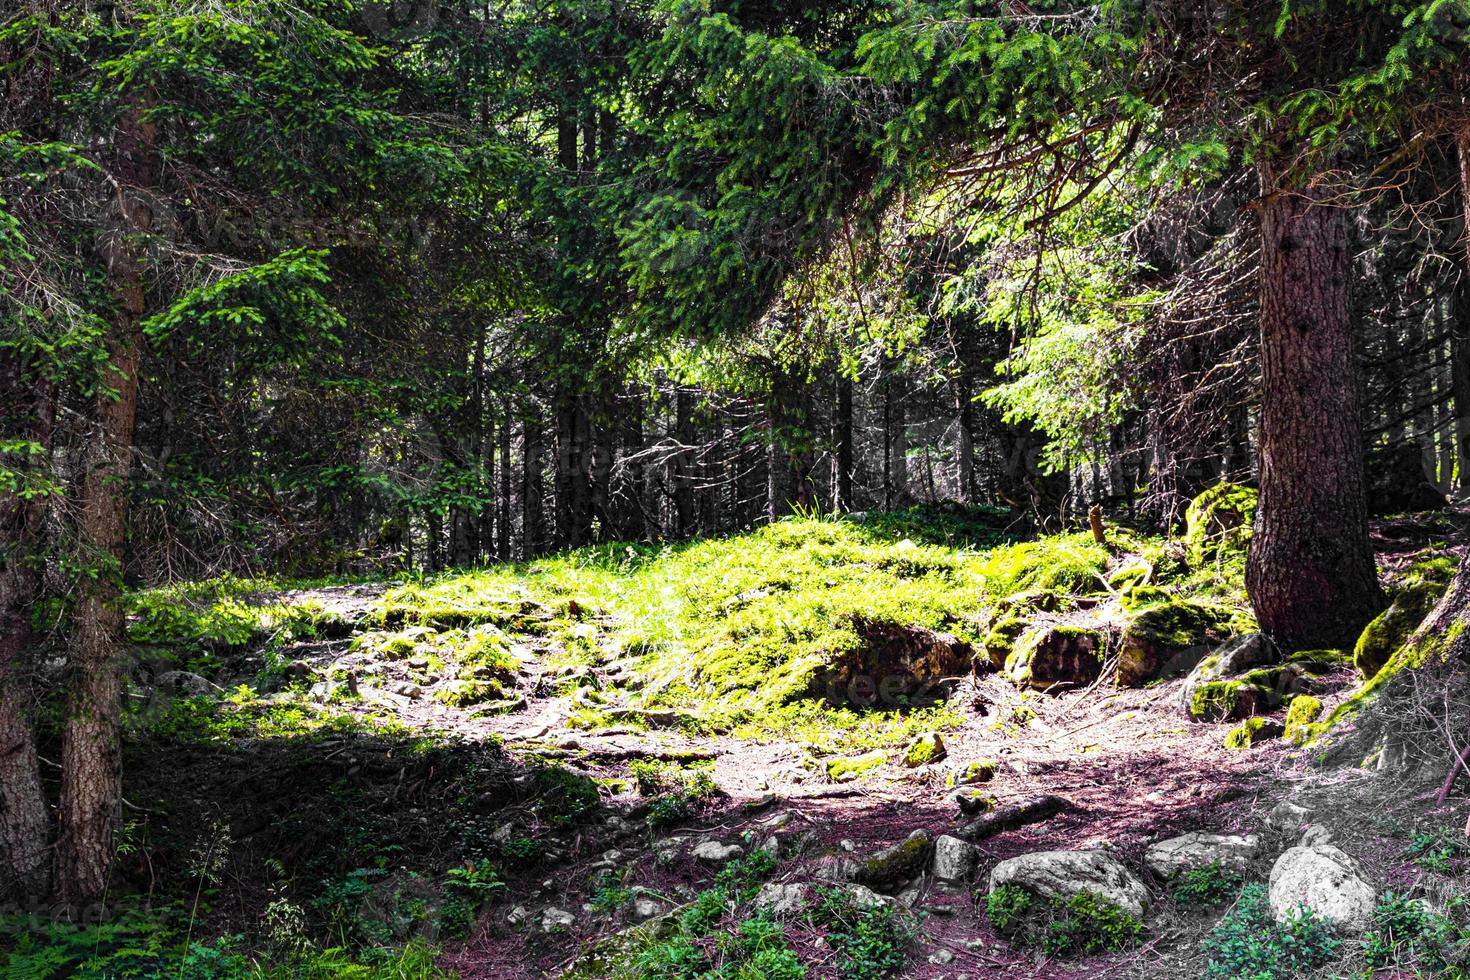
674 388 696 535
522 402 545 559
1245 165 1385 650
58 100 159 905
0 356 53 899
1454 125 1470 494
884 359 908 510
833 373 853 512
497 397 512 560
954 383 975 504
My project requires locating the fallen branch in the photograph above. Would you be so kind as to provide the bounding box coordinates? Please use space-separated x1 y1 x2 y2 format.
955 794 1072 842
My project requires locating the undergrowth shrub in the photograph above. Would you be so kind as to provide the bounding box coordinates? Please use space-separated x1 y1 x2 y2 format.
1202 883 1341 979
986 885 1141 956
1360 891 1470 976
1173 863 1243 907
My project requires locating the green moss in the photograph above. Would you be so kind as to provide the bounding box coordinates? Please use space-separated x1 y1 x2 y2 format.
1005 626 1105 689
1184 483 1258 568
1353 583 1442 679
1119 584 1173 610
900 732 944 767
1107 561 1152 592
827 749 886 782
976 533 1111 597
1189 666 1299 722
1287 649 1350 672
1284 695 1323 744
982 614 1030 669
1311 619 1466 739
1224 717 1281 749
947 759 998 786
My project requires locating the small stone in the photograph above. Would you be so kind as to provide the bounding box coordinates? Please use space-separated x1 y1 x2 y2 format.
1300 824 1333 847
539 907 575 933
506 905 529 927
691 841 745 865
840 839 856 852
1267 800 1315 832
754 882 808 916
631 896 662 920
948 759 998 786
954 789 997 816
855 829 933 891
929 949 955 965
988 849 1151 919
931 835 978 883
760 836 781 858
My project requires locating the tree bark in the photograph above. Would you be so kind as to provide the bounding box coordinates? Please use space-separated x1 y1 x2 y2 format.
58 99 159 905
833 373 853 512
884 358 908 510
497 396 512 560
1245 164 1385 650
522 402 545 559
0 355 53 899
674 388 696 535
1454 125 1470 493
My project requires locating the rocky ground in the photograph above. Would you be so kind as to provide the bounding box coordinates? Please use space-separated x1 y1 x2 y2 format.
113 504 1470 979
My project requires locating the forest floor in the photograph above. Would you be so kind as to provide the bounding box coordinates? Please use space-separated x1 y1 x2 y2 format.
26 504 1470 979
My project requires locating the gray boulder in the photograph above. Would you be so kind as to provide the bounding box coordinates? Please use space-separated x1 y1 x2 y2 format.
1268 844 1376 932
988 849 1151 919
931 835 978 884
1145 832 1259 879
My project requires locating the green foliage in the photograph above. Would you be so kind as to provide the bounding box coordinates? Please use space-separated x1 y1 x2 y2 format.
1360 891 1470 976
1202 883 1342 979
1407 830 1470 875
987 885 1141 956
813 889 910 980
985 884 1034 934
127 576 327 652
632 760 720 829
1173 864 1244 907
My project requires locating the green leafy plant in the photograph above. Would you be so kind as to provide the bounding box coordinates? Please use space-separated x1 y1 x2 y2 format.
1407 830 1469 874
814 888 910 979
1202 883 1341 979
1173 863 1244 907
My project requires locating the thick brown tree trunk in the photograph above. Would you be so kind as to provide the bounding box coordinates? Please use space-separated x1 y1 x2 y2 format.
0 356 53 899
1245 165 1385 650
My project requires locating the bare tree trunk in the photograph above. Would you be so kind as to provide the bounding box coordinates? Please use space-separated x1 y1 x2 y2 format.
674 388 696 535
0 356 53 899
57 101 159 905
522 401 545 559
884 358 908 509
497 396 512 560
1245 164 1385 650
1454 125 1470 494
833 373 853 512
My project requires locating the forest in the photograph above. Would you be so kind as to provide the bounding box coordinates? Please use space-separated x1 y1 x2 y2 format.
4 0 1470 977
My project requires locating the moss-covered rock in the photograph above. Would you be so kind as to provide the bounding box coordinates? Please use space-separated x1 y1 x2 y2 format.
1005 625 1106 690
947 759 998 787
1119 584 1173 611
854 829 933 890
813 617 975 703
1187 665 1306 723
1352 582 1443 679
1224 717 1283 749
978 534 1111 597
1116 600 1231 687
1177 633 1277 717
1283 695 1324 744
982 614 1030 670
827 750 887 782
1107 561 1153 592
900 731 946 767
1184 483 1258 568
1287 649 1351 673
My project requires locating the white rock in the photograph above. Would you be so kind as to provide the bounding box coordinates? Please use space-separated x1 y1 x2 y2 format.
539 907 575 933
1144 832 1260 879
1268 844 1376 932
691 841 745 865
1267 799 1315 832
839 882 891 910
928 948 955 965
631 896 662 920
754 882 808 916
988 850 1151 919
1300 824 1333 847
506 905 529 927
931 835 978 883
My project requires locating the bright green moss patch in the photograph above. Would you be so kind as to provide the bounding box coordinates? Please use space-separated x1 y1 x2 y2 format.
1353 582 1442 679
1283 695 1323 744
127 576 331 651
1184 483 1257 568
1224 717 1281 749
977 533 1111 596
827 749 887 782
